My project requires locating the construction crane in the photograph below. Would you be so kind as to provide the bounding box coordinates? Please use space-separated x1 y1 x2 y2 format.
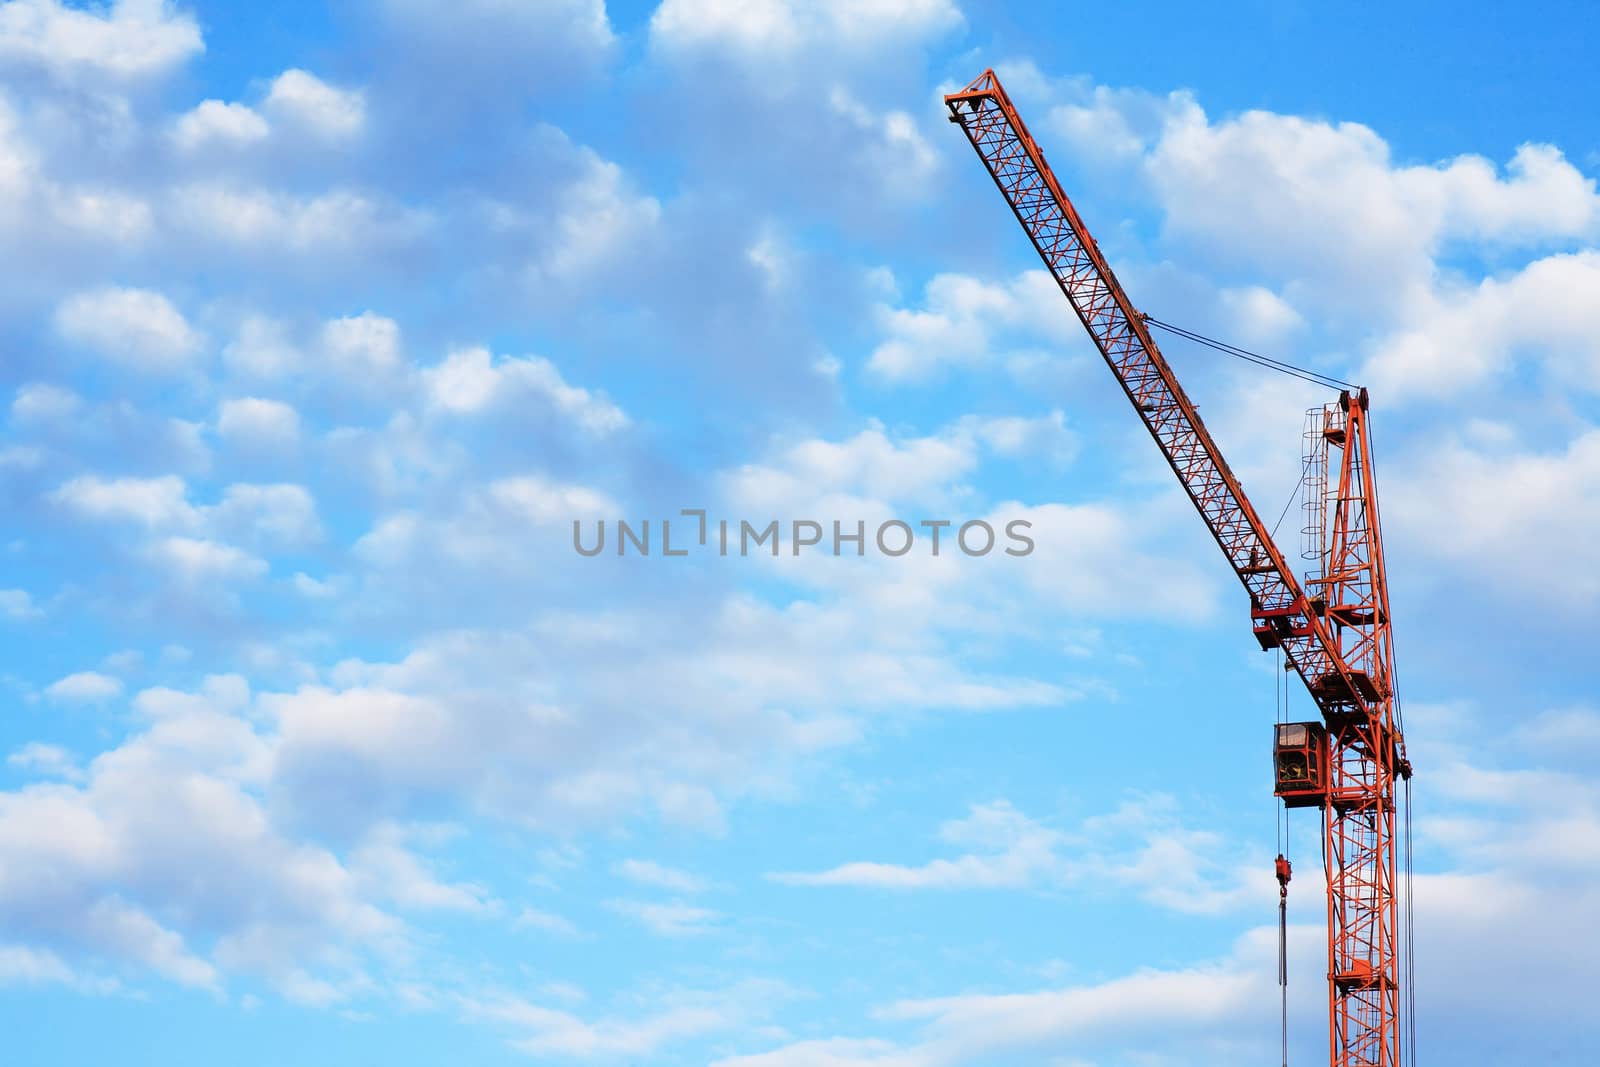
944 70 1414 1067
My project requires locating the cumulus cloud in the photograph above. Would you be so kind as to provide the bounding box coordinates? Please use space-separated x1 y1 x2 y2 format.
263 69 365 140
10 383 80 421
217 397 301 447
867 270 1083 383
52 474 198 529
1363 250 1600 397
374 0 615 83
531 148 661 281
7 743 80 780
172 99 269 150
0 681 401 993
0 589 41 620
44 671 123 704
222 316 299 377
149 536 268 583
169 183 411 251
1386 428 1600 610
55 287 202 372
420 347 627 432
0 0 203 82
649 0 960 61
321 311 402 377
209 483 321 549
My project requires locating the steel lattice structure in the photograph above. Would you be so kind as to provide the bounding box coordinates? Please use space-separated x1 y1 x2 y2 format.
944 69 1411 1067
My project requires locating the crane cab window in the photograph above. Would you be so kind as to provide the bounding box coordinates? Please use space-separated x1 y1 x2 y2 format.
1274 721 1328 809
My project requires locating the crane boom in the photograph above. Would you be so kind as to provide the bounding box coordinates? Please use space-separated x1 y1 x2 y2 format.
945 69 1410 1067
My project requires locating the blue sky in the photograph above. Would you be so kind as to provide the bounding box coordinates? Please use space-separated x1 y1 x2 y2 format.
1 1 1598 1064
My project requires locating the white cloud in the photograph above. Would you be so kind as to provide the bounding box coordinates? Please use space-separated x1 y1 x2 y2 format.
263 69 365 139
0 943 84 988
0 0 203 81
420 347 627 432
170 182 407 251
0 682 400 991
606 898 721 937
55 287 202 372
375 0 615 78
45 671 123 704
614 859 710 894
1043 79 1190 166
727 425 975 511
321 311 402 377
223 316 299 377
52 474 198 529
350 826 493 913
289 572 339 599
1363 250 1600 397
713 926 1284 1067
867 271 1082 384
217 397 301 447
173 99 269 150
535 149 661 281
825 86 938 193
150 536 268 583
1216 285 1305 347
0 97 35 205
1515 707 1600 752
465 989 731 1059
1146 103 1600 318
14 383 83 422
7 743 81 780
485 476 615 524
1387 429 1600 610
209 483 321 548
649 0 960 60
0 589 41 621
257 616 868 839
514 906 580 938
953 410 1075 465
1424 142 1600 245
773 801 1066 890
773 796 1258 915
48 185 153 241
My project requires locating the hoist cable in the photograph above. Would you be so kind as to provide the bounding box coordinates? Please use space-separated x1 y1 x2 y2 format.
1143 315 1357 392
1280 884 1290 1067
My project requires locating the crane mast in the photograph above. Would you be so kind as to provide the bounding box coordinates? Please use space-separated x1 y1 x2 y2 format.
944 69 1411 1067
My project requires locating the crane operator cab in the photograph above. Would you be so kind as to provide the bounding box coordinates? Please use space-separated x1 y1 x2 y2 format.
1274 721 1329 808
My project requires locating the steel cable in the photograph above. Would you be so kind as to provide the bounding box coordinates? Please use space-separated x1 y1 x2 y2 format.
1143 315 1357 392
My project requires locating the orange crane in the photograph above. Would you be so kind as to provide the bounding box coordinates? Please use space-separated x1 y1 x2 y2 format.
944 70 1414 1067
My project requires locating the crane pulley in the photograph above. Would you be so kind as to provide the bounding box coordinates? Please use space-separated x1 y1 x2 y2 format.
944 69 1413 1067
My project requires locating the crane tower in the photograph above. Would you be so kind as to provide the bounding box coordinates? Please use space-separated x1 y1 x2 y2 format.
944 69 1413 1067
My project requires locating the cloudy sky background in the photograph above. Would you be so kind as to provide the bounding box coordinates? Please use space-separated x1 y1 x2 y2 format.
2 1 1598 1063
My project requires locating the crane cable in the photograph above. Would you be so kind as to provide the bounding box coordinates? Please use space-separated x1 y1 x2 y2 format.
1279 865 1290 1067
1143 315 1357 392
